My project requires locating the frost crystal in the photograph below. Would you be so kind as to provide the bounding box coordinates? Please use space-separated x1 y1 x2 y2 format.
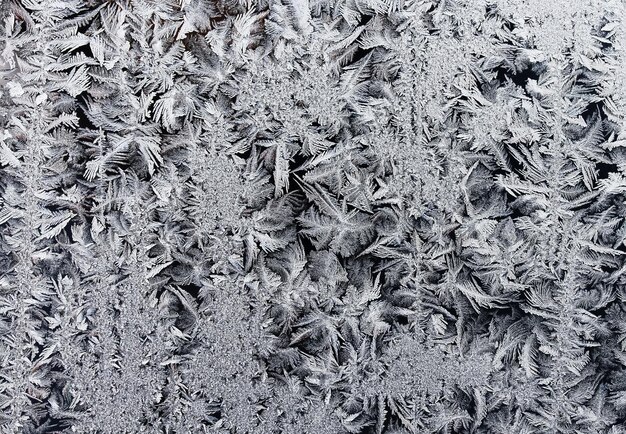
2 0 626 433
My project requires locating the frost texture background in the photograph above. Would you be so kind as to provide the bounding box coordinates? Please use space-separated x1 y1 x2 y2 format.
2 0 626 433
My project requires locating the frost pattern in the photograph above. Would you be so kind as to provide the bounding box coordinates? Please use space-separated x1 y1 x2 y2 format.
2 0 626 433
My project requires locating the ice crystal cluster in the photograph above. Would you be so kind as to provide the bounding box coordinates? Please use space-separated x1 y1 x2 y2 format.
2 0 626 433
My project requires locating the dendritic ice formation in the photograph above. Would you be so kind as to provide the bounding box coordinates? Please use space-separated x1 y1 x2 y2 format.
2 0 626 433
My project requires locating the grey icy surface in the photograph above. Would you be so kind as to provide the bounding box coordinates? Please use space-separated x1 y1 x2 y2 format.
2 0 626 433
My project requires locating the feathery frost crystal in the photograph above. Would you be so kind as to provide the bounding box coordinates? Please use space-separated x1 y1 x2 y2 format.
2 0 626 433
